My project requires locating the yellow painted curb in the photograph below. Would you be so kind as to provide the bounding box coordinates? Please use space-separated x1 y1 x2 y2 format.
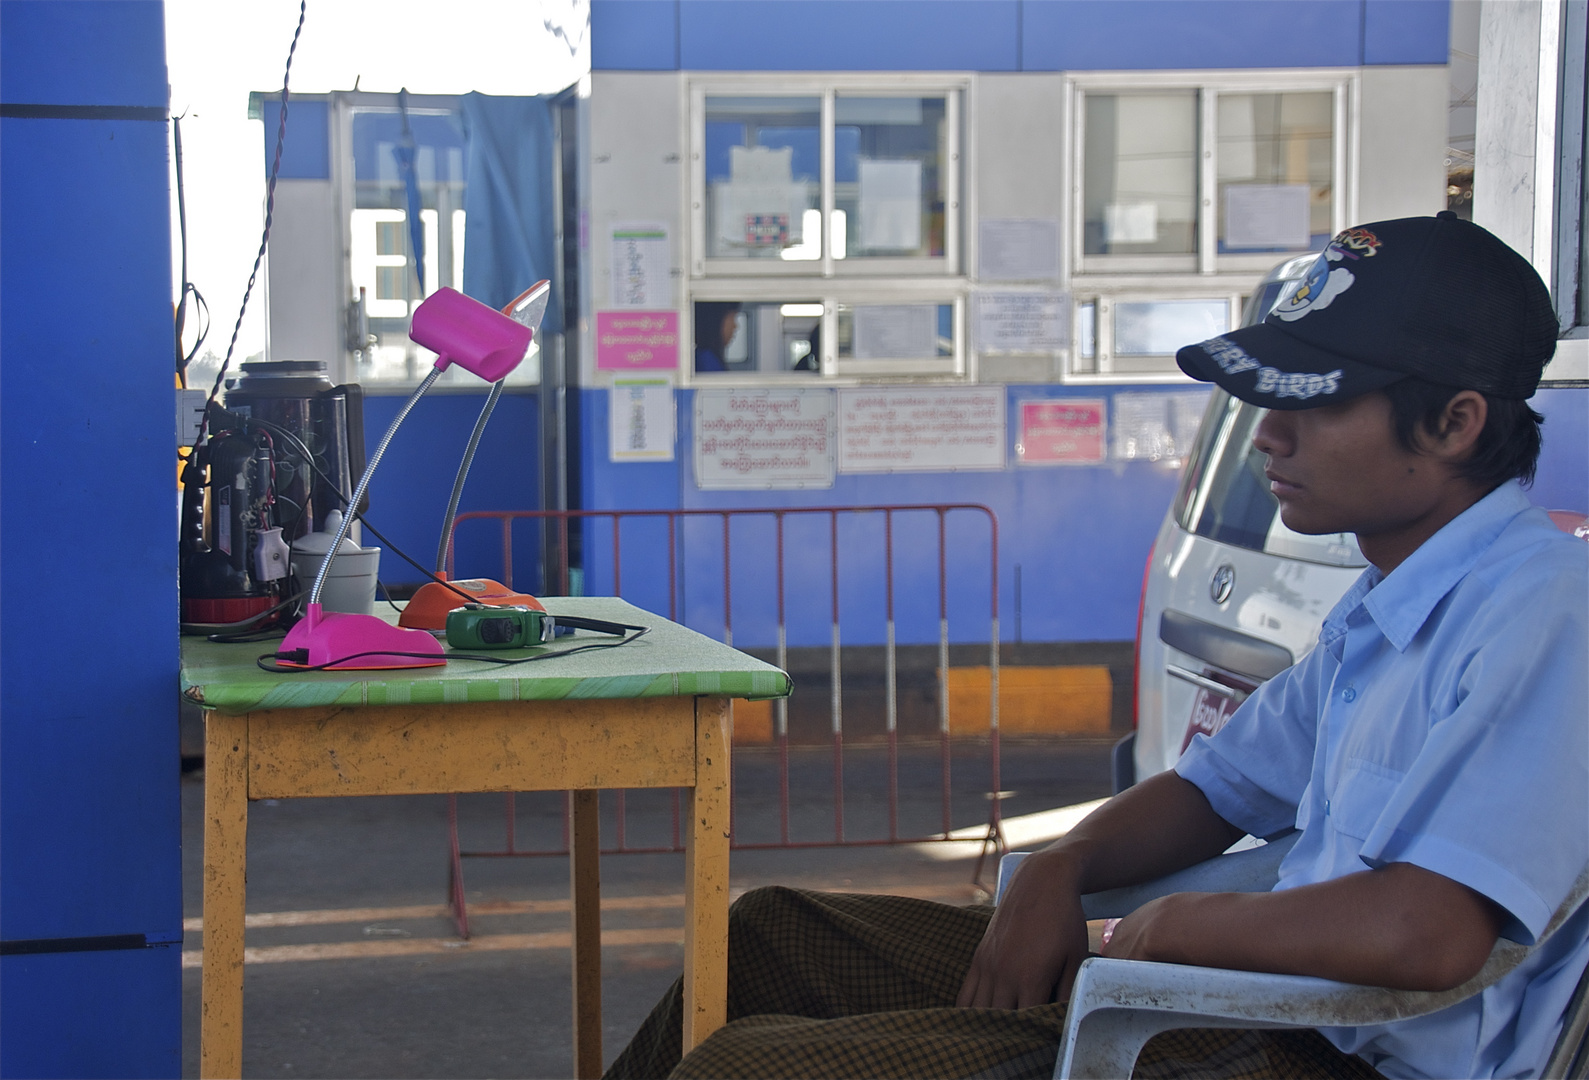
942 666 1112 735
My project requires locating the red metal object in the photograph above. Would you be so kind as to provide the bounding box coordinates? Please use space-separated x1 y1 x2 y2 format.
441 504 1005 935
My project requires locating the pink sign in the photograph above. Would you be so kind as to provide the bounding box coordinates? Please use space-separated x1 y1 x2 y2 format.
1017 399 1106 464
596 311 679 370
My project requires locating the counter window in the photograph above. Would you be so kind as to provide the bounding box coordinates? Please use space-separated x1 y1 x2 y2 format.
692 80 962 276
1075 77 1346 276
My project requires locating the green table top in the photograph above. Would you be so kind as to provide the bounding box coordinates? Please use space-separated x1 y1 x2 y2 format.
180 597 792 715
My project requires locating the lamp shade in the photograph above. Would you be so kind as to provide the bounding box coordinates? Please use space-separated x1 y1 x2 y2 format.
410 287 535 382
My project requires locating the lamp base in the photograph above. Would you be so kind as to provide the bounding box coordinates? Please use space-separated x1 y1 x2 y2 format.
279 603 447 670
397 576 545 630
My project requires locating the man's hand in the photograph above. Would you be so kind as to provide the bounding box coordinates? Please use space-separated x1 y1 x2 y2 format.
954 772 1245 1010
956 848 1091 1009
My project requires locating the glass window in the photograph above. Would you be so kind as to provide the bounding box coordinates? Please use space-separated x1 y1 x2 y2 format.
345 104 486 387
1217 92 1333 253
703 96 821 261
693 301 824 375
835 303 953 362
833 96 947 259
1083 92 1198 255
1115 298 1229 361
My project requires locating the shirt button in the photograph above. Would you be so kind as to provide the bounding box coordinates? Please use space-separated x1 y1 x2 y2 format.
1325 799 1332 816
1342 687 1357 702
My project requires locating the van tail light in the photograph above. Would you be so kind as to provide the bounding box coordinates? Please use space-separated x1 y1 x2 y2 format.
1131 540 1157 730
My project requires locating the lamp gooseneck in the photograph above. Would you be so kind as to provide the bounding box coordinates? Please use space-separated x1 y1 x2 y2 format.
309 365 443 606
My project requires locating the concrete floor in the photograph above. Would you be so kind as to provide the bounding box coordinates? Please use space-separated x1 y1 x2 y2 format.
179 738 1115 1078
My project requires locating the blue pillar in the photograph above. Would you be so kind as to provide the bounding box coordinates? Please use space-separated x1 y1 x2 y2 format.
0 2 181 1076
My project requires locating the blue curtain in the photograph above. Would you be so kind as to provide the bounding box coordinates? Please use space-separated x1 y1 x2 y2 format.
460 92 562 335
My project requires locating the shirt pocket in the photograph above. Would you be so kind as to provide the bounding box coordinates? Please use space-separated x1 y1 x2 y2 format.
1326 759 1406 841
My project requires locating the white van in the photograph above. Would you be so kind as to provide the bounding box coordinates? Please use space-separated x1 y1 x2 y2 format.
1120 254 1369 790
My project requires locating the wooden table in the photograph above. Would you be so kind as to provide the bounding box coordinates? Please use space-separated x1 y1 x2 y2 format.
180 598 791 1079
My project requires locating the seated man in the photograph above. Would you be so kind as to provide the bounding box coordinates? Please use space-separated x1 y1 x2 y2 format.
607 213 1589 1080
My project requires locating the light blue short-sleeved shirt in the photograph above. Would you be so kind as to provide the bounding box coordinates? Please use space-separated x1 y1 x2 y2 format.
1176 482 1589 1080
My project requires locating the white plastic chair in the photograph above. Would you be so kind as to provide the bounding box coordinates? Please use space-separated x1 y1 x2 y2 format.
995 840 1589 1080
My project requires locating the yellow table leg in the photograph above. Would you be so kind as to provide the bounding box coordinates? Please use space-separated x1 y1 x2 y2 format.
682 698 732 1052
200 710 249 1079
570 788 603 1079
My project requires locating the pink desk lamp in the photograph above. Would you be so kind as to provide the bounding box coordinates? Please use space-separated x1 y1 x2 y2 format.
277 287 535 669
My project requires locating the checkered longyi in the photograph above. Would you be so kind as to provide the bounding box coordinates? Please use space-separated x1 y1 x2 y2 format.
603 887 1386 1080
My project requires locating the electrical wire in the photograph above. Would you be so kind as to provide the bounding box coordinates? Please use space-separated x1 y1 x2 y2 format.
256 627 650 673
190 0 307 452
213 409 484 611
172 113 210 383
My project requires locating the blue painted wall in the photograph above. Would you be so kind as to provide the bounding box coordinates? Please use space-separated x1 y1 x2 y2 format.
593 0 1448 72
0 2 181 1076
364 392 545 592
575 385 1187 648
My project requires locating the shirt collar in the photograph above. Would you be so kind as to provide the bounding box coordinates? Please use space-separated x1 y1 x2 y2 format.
1321 483 1532 652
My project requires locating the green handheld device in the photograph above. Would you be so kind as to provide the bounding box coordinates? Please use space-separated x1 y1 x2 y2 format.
444 604 647 650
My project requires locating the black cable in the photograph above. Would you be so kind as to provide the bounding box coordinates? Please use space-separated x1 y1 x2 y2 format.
190 0 307 453
256 627 650 673
174 111 192 385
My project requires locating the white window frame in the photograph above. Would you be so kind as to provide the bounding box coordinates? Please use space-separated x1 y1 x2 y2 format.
687 277 967 384
1552 0 1587 337
688 73 966 279
1069 289 1242 382
1069 69 1356 278
685 74 971 385
328 90 523 390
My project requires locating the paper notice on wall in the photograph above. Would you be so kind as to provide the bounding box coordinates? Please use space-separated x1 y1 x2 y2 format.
1112 389 1211 462
974 292 1070 353
858 159 921 250
1224 184 1310 250
610 223 669 308
978 219 1060 281
695 388 835 489
1104 202 1158 244
609 378 676 462
838 388 1005 473
853 305 938 359
596 311 679 370
1016 398 1106 465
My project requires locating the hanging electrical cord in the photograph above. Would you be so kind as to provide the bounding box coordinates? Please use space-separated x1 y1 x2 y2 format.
172 113 210 387
188 0 307 453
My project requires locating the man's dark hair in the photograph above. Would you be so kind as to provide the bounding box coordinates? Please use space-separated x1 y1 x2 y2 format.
1382 378 1544 489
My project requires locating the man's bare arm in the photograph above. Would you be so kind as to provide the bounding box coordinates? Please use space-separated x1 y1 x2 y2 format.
1103 860 1504 991
956 771 1245 1009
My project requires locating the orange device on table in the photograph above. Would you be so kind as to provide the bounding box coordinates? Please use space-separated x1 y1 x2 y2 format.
398 575 546 631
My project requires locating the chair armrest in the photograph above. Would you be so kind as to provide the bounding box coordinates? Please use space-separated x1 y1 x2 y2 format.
1080 832 1298 919
1055 943 1528 1080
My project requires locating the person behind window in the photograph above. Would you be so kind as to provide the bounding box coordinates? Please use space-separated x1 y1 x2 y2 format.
694 302 741 373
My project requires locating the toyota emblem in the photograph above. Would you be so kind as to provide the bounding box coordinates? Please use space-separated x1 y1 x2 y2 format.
1210 564 1235 604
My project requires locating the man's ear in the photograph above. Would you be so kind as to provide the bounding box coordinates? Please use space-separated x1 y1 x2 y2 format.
1424 390 1488 462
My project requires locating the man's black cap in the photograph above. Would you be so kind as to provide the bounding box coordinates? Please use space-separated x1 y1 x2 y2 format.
1176 212 1559 410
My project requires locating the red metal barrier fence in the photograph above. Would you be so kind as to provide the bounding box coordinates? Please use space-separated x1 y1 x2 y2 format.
442 505 1005 936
